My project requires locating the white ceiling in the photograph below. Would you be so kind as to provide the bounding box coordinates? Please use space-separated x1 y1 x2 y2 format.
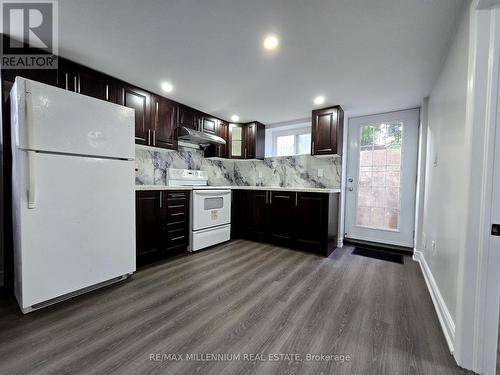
58 0 466 124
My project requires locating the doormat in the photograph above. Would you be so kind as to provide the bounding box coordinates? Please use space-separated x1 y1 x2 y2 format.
352 247 404 264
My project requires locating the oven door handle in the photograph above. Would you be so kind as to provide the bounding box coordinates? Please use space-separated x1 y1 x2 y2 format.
194 190 231 196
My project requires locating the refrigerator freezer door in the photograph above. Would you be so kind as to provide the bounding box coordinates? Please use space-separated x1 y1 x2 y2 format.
11 77 135 159
12 151 136 309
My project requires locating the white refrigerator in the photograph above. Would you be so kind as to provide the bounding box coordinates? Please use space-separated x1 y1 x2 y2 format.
10 77 136 313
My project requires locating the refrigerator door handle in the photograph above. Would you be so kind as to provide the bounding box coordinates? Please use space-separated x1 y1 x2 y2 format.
27 150 37 209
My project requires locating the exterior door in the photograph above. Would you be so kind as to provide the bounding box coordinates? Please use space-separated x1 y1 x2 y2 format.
345 109 419 247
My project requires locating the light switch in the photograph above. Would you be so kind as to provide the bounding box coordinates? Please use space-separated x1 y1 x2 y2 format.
318 169 324 177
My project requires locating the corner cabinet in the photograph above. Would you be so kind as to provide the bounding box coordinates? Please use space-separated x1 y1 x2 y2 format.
232 189 339 256
136 190 190 265
311 105 344 156
228 123 245 159
228 122 265 160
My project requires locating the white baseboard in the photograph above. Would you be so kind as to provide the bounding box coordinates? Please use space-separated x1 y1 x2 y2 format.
413 250 455 353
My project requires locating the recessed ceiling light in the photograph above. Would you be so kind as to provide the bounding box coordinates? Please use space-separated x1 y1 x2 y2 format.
314 96 325 105
263 35 279 50
161 81 173 93
231 114 240 122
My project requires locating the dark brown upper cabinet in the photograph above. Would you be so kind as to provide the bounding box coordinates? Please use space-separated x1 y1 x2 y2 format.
217 120 229 158
228 123 246 159
204 119 229 158
58 61 116 103
228 122 265 160
178 105 201 130
311 105 344 156
117 84 152 146
245 122 265 160
200 115 217 135
152 95 177 150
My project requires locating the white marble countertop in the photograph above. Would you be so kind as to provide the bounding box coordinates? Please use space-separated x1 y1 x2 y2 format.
135 185 340 193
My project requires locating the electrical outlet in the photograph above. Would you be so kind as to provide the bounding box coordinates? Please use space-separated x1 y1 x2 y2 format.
318 168 324 177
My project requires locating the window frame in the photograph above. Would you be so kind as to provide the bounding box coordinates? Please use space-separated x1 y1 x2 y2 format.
272 128 311 157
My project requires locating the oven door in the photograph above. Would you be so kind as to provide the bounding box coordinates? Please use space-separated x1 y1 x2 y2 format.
192 190 231 231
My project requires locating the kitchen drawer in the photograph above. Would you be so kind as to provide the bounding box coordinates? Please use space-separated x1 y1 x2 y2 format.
165 227 188 249
165 191 189 201
166 203 188 223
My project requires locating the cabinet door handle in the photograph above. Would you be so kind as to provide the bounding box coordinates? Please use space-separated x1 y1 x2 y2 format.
269 191 272 204
74 76 78 93
312 140 315 154
148 129 151 145
159 191 162 208
65 73 69 90
245 148 247 159
295 193 298 207
105 85 109 101
153 130 156 146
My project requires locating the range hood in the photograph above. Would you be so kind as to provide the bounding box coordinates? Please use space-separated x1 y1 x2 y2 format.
177 126 226 147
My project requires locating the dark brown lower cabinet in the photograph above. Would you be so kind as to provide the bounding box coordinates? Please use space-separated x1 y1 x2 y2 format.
268 191 295 247
136 190 190 265
247 190 268 240
232 189 339 256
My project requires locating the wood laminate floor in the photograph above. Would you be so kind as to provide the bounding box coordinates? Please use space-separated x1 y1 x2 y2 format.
0 240 471 375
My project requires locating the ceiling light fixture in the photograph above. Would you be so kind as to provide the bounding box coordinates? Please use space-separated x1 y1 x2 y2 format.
263 35 279 50
231 115 240 122
314 96 325 105
161 81 173 93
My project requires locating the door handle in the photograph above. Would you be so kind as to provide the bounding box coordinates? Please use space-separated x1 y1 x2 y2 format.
492 224 500 236
27 150 37 209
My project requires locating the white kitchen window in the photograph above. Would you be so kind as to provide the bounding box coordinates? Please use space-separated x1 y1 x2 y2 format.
274 132 311 157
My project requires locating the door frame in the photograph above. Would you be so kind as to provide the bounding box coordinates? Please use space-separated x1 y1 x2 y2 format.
344 108 419 247
455 2 500 372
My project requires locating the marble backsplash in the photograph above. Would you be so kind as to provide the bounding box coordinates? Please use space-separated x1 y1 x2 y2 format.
135 146 341 189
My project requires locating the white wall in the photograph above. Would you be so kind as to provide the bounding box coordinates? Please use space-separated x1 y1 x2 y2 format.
419 2 470 338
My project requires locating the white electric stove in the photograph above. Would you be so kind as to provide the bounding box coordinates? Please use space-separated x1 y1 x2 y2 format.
166 169 231 251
